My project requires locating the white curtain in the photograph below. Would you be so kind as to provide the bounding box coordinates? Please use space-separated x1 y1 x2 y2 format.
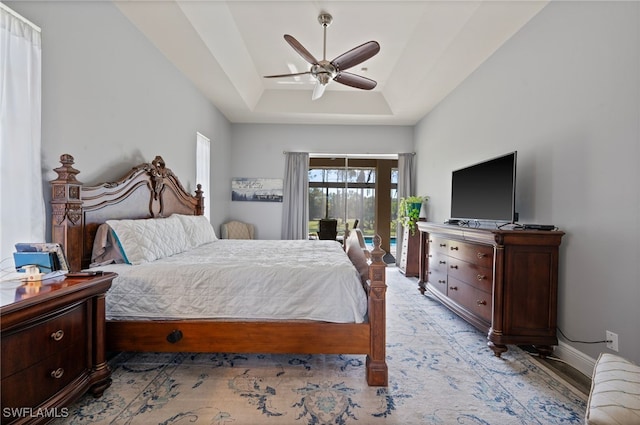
281 152 309 240
0 4 44 268
396 153 415 265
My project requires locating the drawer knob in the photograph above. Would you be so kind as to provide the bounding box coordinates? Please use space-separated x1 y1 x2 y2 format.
439 260 446 264
449 286 458 291
50 368 64 379
450 265 458 269
450 246 459 251
439 243 446 248
477 252 487 259
476 274 486 281
438 280 446 284
51 330 65 341
428 239 433 243
476 300 487 306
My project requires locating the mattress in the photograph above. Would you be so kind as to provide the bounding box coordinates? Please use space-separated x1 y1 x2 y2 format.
95 239 368 323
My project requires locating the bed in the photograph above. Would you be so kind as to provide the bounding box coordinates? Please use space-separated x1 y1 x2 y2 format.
50 154 388 386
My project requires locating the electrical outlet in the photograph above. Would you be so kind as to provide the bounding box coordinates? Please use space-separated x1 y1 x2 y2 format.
606 330 619 352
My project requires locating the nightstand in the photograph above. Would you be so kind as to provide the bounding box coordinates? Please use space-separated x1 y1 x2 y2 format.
1 272 116 425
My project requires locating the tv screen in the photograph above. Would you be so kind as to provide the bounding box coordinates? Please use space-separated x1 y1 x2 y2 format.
450 152 517 222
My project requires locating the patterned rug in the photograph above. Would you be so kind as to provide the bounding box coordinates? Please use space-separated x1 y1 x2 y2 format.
55 267 587 425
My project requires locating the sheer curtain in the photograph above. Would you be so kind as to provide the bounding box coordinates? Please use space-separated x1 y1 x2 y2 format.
281 152 309 240
396 153 415 265
0 4 44 269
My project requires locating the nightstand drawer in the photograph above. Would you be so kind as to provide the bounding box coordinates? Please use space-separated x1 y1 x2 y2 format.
1 344 87 414
1 303 86 379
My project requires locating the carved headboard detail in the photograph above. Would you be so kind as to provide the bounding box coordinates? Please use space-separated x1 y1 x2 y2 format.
51 154 204 271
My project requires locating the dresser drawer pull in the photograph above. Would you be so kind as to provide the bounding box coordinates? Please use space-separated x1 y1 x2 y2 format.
476 300 487 306
449 286 458 291
439 261 446 264
428 239 433 243
450 265 458 269
439 243 446 248
50 368 65 379
51 330 65 341
477 252 487 259
476 274 486 281
450 246 459 251
438 280 446 284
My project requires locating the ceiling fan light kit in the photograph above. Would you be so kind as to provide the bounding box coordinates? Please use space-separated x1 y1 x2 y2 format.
264 12 380 100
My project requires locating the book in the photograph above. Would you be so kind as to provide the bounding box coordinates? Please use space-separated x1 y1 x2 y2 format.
14 243 70 272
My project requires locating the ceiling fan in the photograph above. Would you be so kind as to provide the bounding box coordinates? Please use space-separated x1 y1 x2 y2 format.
264 13 380 100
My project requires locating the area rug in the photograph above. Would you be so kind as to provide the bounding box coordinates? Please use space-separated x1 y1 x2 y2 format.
55 267 587 424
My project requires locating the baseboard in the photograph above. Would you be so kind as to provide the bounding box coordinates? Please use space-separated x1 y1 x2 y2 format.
553 341 597 378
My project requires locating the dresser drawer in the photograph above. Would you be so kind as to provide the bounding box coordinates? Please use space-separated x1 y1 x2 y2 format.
427 269 448 295
447 277 492 323
1 303 86 379
429 237 450 255
428 250 448 273
1 343 87 412
447 258 493 293
447 240 493 268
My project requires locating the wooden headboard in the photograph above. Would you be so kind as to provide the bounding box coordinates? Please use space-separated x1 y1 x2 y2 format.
50 154 204 271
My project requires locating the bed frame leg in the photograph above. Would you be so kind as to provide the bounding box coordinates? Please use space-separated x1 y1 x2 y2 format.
367 234 388 386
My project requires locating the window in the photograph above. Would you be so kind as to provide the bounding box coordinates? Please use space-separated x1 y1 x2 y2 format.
308 157 397 241
196 132 210 220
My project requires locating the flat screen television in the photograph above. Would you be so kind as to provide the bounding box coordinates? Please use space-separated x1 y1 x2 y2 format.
450 151 517 223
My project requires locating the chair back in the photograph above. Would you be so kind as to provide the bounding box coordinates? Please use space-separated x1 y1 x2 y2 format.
317 219 338 240
221 220 255 239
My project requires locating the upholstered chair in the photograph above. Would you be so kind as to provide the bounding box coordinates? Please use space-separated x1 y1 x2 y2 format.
220 220 255 239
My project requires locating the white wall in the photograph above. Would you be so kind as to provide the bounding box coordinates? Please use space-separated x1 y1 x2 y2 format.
6 1 232 234
229 124 414 239
414 1 639 366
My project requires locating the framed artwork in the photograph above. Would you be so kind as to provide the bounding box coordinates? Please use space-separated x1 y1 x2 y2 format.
231 178 283 202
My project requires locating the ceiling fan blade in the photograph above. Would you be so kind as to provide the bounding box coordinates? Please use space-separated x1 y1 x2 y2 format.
284 34 318 65
331 41 380 72
264 71 311 79
312 81 327 100
334 72 377 90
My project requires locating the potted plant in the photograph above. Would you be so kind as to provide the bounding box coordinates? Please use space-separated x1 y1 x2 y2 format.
399 196 427 236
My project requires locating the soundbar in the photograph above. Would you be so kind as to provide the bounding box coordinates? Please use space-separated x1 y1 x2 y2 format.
523 224 556 231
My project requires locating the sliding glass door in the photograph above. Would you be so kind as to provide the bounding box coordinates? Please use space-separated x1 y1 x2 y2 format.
308 157 397 252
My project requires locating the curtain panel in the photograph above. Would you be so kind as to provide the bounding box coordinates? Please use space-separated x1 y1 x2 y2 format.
281 152 309 240
0 5 44 264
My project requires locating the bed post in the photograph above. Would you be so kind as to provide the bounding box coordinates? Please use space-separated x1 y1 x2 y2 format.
366 234 388 386
50 154 83 272
195 184 205 216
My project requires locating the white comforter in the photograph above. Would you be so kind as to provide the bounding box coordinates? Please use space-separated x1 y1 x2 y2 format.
96 239 368 323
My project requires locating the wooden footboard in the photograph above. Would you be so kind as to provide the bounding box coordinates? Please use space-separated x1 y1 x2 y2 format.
51 154 387 386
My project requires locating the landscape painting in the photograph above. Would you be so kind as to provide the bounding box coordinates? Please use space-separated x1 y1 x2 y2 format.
231 178 283 202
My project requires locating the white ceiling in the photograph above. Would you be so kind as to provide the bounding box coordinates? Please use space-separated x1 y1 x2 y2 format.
114 0 548 126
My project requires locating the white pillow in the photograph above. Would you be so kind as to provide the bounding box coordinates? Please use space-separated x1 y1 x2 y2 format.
173 214 218 248
107 215 189 265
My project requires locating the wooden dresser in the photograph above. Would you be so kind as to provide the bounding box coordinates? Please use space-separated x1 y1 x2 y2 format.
1 273 115 425
417 222 564 357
